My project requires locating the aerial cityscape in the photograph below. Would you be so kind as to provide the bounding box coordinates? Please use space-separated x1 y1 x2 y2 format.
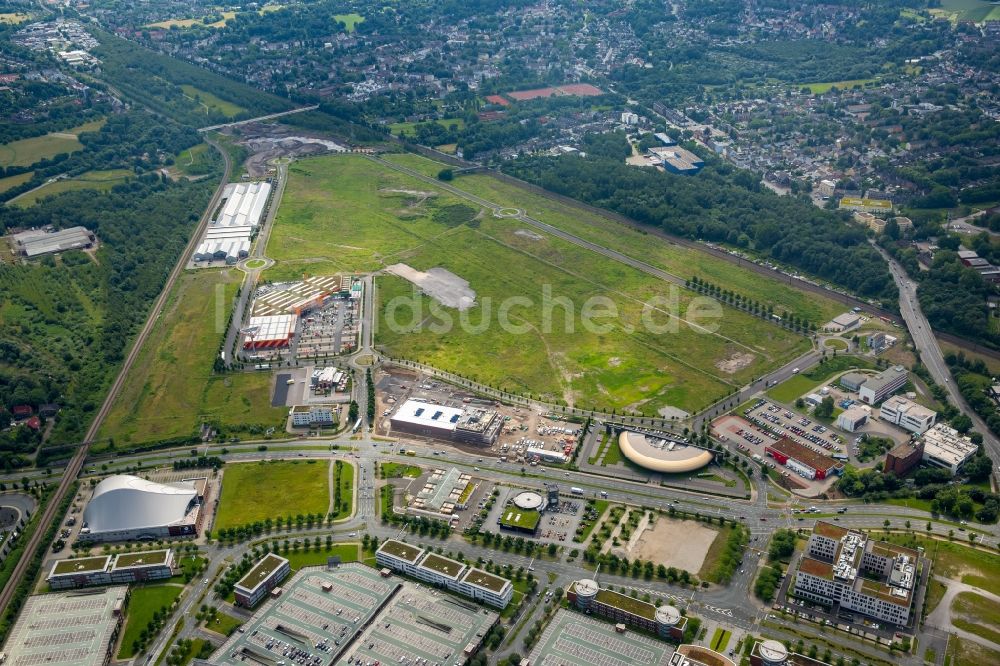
0 1 999 666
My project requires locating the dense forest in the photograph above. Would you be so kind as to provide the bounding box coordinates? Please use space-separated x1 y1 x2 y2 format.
0 176 216 466
504 150 898 302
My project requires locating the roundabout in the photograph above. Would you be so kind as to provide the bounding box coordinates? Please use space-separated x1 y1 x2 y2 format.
494 207 522 218
239 257 273 272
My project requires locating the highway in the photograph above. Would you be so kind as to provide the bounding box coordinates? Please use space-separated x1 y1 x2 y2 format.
876 243 1000 464
0 137 233 618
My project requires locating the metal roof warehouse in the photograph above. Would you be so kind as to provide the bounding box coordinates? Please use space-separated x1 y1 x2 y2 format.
11 226 95 257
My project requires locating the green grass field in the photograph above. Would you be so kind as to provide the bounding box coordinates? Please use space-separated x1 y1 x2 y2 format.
180 85 245 118
381 462 421 478
205 611 243 636
118 583 184 659
950 637 1000 666
270 154 810 413
334 13 365 31
767 355 874 403
951 592 1000 646
96 269 288 447
281 543 360 571
10 169 133 207
173 142 217 177
389 118 465 136
0 118 106 168
500 508 540 530
931 0 1000 22
383 153 845 326
801 79 877 94
0 170 33 193
214 460 333 530
0 12 30 23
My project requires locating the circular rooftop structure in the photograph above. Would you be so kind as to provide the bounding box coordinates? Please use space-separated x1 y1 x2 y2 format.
757 640 789 664
513 490 545 511
655 604 681 626
617 431 713 473
575 578 599 598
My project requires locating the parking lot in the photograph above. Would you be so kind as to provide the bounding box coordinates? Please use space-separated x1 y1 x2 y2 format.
527 609 674 666
295 298 360 358
485 486 586 544
744 399 846 454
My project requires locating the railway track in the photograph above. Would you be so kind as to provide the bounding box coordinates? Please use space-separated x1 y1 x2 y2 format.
0 138 232 615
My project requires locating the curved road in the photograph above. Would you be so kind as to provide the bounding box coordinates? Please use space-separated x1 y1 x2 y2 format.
0 138 233 615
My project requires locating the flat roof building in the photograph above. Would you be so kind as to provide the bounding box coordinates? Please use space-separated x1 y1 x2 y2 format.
2 587 127 666
879 396 936 434
670 645 736 666
242 314 297 350
234 553 290 608
836 406 869 433
839 372 868 392
765 437 843 480
48 549 175 590
858 366 907 405
10 226 95 257
567 578 687 640
526 609 675 666
390 399 503 446
211 563 499 666
215 181 271 229
885 439 924 478
375 539 512 608
825 312 861 332
793 522 923 627
920 423 978 473
750 639 833 666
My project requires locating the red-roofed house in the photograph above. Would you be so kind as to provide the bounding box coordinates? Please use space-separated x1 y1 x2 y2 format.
25 416 41 431
11 405 32 420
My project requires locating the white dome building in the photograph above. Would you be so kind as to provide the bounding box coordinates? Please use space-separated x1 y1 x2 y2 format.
81 475 201 542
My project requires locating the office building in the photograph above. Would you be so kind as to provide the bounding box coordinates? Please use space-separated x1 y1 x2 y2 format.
920 424 978 473
234 553 290 607
375 539 512 608
858 366 908 405
750 640 833 666
48 549 175 590
792 522 922 626
290 405 336 427
878 396 936 434
567 578 687 640
836 406 869 432
884 440 924 477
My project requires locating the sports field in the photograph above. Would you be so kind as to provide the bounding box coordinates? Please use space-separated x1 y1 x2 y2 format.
214 460 334 530
800 79 876 94
10 169 132 207
0 118 105 168
0 12 30 24
180 84 246 118
931 0 1000 22
270 154 810 413
334 13 365 31
96 269 288 447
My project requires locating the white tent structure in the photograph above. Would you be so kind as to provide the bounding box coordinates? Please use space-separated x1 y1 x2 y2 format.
81 475 200 542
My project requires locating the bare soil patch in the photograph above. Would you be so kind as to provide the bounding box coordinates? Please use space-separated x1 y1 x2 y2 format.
628 517 717 571
385 263 476 310
716 351 756 374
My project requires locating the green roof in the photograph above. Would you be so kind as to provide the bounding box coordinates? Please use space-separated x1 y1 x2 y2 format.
462 567 509 592
419 553 464 578
52 556 109 575
113 549 170 569
378 539 423 562
594 588 656 620
500 508 540 530
236 554 288 591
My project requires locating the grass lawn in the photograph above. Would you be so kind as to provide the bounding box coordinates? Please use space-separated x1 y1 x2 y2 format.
949 637 1000 666
95 269 288 447
880 534 1000 596
0 118 106 168
576 500 609 543
389 118 465 136
10 169 133 207
384 152 845 326
588 431 610 464
214 460 331 530
0 12 30 23
205 612 243 637
768 355 874 403
0 170 33 193
925 578 947 615
601 437 625 466
950 592 1000 646
800 79 877 94
280 543 360 571
710 627 731 652
932 0 1000 22
180 85 245 118
334 13 364 31
272 154 808 414
767 375 818 403
173 142 217 177
697 522 733 581
825 338 848 351
380 462 421 478
118 583 184 659
500 508 541 530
